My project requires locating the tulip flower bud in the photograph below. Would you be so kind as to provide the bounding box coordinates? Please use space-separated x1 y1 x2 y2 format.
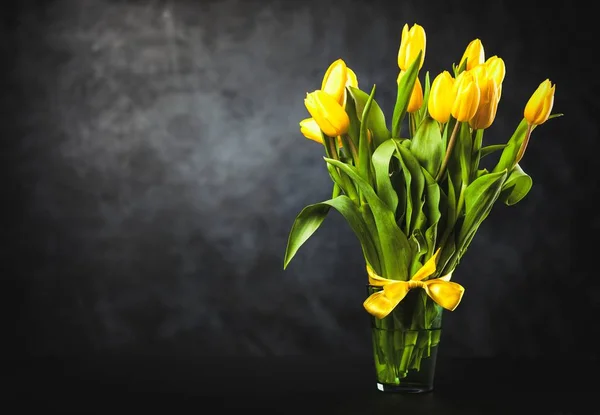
397 71 423 113
299 118 323 143
524 79 555 126
300 117 344 147
451 71 481 122
304 90 350 137
485 56 506 87
397 23 426 71
321 59 348 105
428 71 456 123
469 71 500 130
459 39 485 71
321 60 347 104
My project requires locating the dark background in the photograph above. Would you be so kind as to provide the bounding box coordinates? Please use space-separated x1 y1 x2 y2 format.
2 0 598 362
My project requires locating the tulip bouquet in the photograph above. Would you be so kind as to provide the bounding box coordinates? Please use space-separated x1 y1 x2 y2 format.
283 23 559 387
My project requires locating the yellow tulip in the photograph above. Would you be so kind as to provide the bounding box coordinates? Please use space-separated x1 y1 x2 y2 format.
397 71 423 113
397 23 426 71
299 118 323 143
469 67 500 130
300 117 344 147
459 38 485 71
321 59 348 105
428 71 456 123
524 79 555 126
304 90 350 137
451 71 480 122
485 56 505 87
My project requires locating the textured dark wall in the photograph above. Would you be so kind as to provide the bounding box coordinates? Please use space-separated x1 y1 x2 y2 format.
3 0 598 359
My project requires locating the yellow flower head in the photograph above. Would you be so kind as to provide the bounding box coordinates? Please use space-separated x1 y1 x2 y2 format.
300 117 343 147
451 70 481 122
524 79 555 126
427 71 456 124
398 23 426 71
459 38 485 71
304 90 350 137
485 56 506 87
469 66 500 130
321 59 348 105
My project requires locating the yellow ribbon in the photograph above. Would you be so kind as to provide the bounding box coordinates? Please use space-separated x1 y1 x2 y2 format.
363 249 465 319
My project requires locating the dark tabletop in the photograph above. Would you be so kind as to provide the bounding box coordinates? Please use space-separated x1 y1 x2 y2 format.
4 354 598 414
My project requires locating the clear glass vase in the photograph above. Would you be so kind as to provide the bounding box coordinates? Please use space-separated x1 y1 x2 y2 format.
368 285 444 393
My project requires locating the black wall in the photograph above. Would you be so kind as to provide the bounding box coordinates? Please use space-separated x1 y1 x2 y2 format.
3 0 598 359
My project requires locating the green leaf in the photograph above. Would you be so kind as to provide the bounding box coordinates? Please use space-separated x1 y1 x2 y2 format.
415 71 431 127
392 50 422 138
358 85 376 185
457 169 508 249
393 141 426 236
499 163 533 206
372 139 399 213
344 92 361 151
422 168 441 259
480 144 507 159
347 86 391 149
410 116 444 178
492 118 529 173
283 195 381 273
324 158 412 280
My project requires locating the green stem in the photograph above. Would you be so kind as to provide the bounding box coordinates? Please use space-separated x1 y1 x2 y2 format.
436 120 461 182
515 123 533 166
346 134 359 164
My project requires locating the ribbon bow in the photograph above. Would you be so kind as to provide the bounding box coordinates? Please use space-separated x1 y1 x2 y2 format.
363 249 465 319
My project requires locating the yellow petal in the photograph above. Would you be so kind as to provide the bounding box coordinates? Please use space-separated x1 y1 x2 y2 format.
299 118 323 143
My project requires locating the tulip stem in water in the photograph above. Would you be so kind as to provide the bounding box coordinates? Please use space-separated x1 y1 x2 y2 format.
515 123 533 166
436 120 460 182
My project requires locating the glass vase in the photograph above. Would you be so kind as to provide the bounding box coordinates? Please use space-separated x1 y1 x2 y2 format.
367 285 443 393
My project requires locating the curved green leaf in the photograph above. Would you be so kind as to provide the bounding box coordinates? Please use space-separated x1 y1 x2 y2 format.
393 141 426 235
324 158 411 280
283 195 381 273
347 86 391 149
458 169 508 248
410 116 444 178
372 139 399 213
422 168 441 259
499 164 532 206
480 144 507 159
492 118 528 173
415 71 431 127
358 85 376 184
392 50 422 138
344 88 360 150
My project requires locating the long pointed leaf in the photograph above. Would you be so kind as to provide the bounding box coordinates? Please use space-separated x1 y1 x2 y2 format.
358 85 376 184
372 139 399 213
410 116 444 178
283 196 381 273
422 168 441 259
393 141 426 235
392 50 422 138
347 86 391 149
499 163 533 206
324 158 412 280
492 118 529 173
458 169 508 247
